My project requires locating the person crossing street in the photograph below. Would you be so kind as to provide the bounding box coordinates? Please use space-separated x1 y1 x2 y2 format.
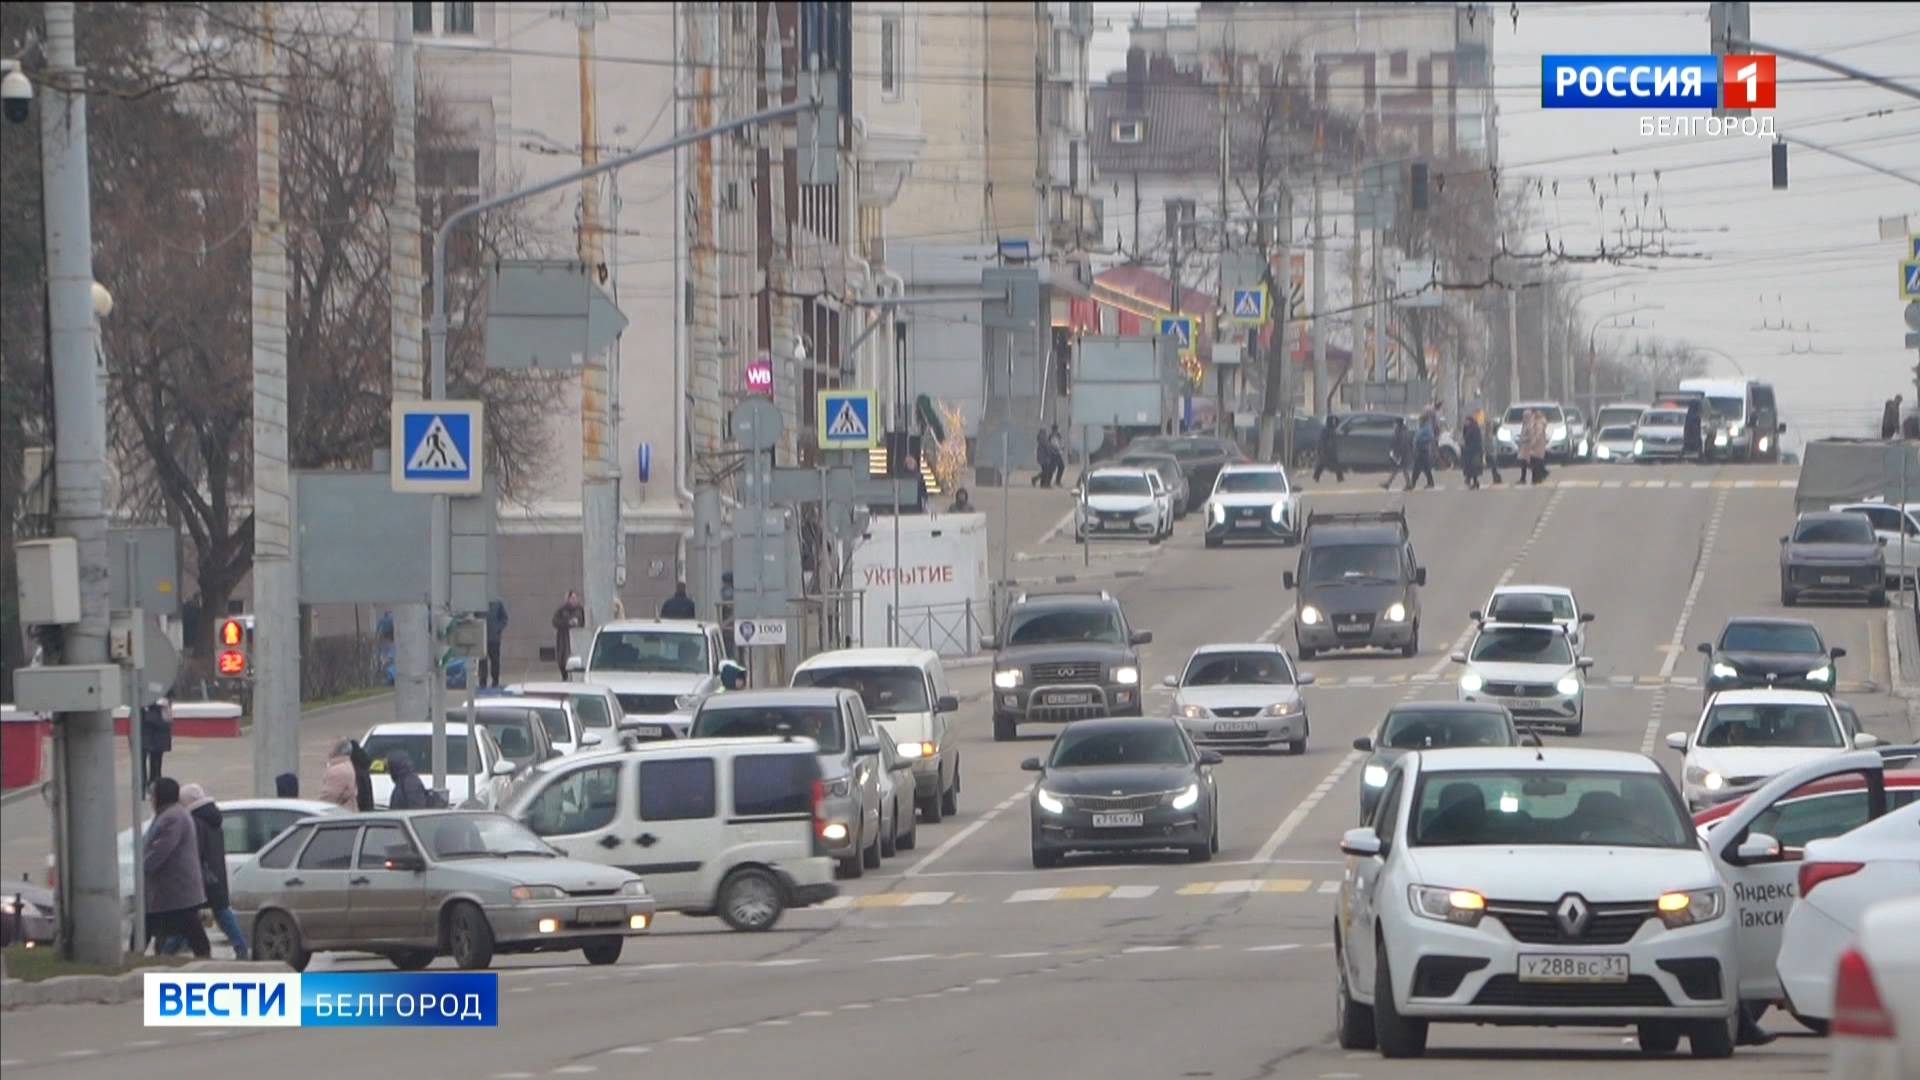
1381 418 1414 491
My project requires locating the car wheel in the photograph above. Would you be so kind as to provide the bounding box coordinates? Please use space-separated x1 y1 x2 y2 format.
1871 589 1889 607
838 852 863 879
389 948 434 971
862 826 883 869
1688 1012 1737 1059
582 938 623 966
1373 943 1428 1058
1335 941 1378 1050
993 713 1017 742
1400 622 1420 659
880 807 898 858
1299 645 1317 661
717 867 784 932
920 791 943 824
446 902 496 970
1205 535 1222 548
1287 737 1306 755
1781 586 1797 606
899 808 918 851
941 773 959 817
1031 845 1060 869
252 910 310 972
1210 813 1221 854
1636 1021 1681 1054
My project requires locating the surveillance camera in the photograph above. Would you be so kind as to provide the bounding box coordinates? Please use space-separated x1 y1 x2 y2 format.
2 66 31 124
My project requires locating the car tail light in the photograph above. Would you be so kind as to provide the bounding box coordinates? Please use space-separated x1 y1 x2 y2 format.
1797 861 1864 899
1831 947 1895 1039
810 777 828 856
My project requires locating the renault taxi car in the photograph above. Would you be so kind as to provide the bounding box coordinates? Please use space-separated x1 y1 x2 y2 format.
1334 748 1739 1060
1666 689 1877 812
1163 643 1314 754
1202 463 1300 547
1453 621 1591 736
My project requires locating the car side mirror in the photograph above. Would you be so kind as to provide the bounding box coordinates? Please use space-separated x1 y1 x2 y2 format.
581 732 603 747
1297 672 1315 686
1777 422 1786 433
1696 642 1712 655
1733 832 1783 865
1878 537 1887 546
856 737 882 757
383 851 425 873
1282 571 1296 590
937 695 960 713
1340 827 1383 858
1449 652 1466 664
1351 735 1373 752
1664 731 1689 752
1130 630 1154 645
1198 750 1224 766
1579 612 1595 624
1160 675 1179 688
980 636 998 651
1469 610 1483 622
1415 567 1428 586
1020 757 1043 772
565 656 585 674
1577 657 1594 670
1779 536 1789 545
492 760 517 776
1831 647 1847 659
1854 732 1881 749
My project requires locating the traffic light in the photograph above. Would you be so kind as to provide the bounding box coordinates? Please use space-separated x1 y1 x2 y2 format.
1410 163 1429 211
1771 141 1788 190
215 617 248 677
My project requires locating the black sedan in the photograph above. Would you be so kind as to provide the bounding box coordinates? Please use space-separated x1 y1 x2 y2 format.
1780 512 1888 606
1124 435 1247 512
1023 717 1221 867
1350 702 1522 821
1698 617 1845 703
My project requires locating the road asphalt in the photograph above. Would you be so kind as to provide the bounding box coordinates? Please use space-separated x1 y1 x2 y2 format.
0 461 1904 1079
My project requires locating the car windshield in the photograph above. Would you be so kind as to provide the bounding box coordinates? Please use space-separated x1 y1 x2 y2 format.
792 666 930 714
1411 769 1693 848
589 629 708 674
1380 711 1513 750
1641 410 1686 426
570 693 614 729
1706 395 1745 421
1049 725 1190 767
415 813 556 860
1721 622 1823 654
1598 425 1634 439
1087 473 1150 496
1470 627 1573 665
1793 517 1872 544
690 705 844 752
1697 703 1843 749
1182 652 1293 686
1596 407 1643 427
1006 607 1124 645
1303 543 1401 584
1504 406 1563 424
1119 456 1178 479
1215 471 1288 494
363 734 470 774
525 705 572 746
475 711 543 766
1490 593 1575 620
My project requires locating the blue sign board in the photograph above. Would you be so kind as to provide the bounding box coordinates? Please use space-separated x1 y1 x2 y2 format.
391 401 484 494
817 388 879 450
1159 317 1194 348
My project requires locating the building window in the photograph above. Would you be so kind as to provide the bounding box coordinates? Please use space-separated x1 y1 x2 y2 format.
1112 120 1142 144
880 15 901 98
412 2 432 32
414 2 476 36
421 147 484 268
1389 51 1408 77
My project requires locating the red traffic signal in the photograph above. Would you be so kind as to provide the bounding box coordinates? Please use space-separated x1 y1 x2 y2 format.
217 650 246 676
218 618 244 648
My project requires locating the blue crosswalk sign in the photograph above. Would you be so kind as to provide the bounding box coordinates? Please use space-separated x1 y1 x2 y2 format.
391 401 484 494
1230 288 1267 326
817 388 879 450
1159 317 1194 348
1903 259 1920 302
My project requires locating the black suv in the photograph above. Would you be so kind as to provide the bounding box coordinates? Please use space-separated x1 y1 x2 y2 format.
982 592 1153 742
1282 509 1425 659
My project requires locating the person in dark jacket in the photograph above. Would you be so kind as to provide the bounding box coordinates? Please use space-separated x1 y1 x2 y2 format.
141 777 210 957
551 590 586 679
484 599 508 688
1408 409 1438 491
385 749 432 810
1381 418 1414 491
659 582 696 619
1459 414 1485 490
139 700 172 792
349 739 376 812
1312 418 1344 483
1885 395 1904 439
166 784 248 959
1032 429 1052 487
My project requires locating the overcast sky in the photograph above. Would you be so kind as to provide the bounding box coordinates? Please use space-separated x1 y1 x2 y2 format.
1091 2 1920 439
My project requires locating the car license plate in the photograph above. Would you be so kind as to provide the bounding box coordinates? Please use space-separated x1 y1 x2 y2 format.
1234 519 1261 529
1215 721 1258 733
1091 812 1144 828
575 906 625 926
1047 691 1092 705
626 725 663 737
1821 574 1850 584
1336 623 1369 635
1518 953 1629 983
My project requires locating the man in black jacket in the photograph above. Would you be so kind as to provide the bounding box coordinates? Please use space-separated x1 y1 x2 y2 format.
169 784 248 959
1312 419 1344 483
1381 418 1414 491
659 582 696 619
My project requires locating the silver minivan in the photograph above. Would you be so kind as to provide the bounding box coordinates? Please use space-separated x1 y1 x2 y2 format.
791 647 961 824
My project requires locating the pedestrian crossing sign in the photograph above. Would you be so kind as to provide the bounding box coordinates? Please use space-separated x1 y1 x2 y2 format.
817 388 879 450
391 400 485 494
1159 317 1195 348
1230 287 1268 326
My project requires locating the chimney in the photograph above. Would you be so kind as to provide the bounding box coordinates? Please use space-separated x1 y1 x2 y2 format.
1125 46 1145 110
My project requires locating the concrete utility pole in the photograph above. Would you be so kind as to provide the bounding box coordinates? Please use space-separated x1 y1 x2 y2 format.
576 2 619 644
389 2 432 730
40 0 118 965
251 6 299 795
1506 284 1521 407
1310 175 1328 414
1540 281 1553 400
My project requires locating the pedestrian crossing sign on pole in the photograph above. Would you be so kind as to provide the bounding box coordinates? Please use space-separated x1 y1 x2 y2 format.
391 400 485 494
817 388 879 450
1158 317 1195 349
1902 258 1920 302
1230 287 1268 327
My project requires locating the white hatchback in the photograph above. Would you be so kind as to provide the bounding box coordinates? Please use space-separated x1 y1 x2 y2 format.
1075 467 1172 542
1775 802 1920 1030
1334 747 1738 1060
1666 689 1877 812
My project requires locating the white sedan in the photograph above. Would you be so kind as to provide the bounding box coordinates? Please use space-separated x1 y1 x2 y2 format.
1453 621 1591 735
1667 689 1877 812
1775 802 1920 1032
1163 643 1314 754
1335 747 1738 1059
1829 895 1920 1080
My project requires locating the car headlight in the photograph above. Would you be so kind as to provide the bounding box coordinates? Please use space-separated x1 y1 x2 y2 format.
1595 445 1612 460
993 668 1022 689
1549 424 1567 442
1460 671 1485 693
1113 665 1140 686
1363 764 1390 788
1683 765 1724 791
1384 602 1407 623
1807 665 1833 683
1299 605 1323 626
1656 886 1726 928
827 777 850 797
1555 674 1581 696
1758 435 1770 453
1409 884 1486 927
621 880 649 897
1035 787 1066 815
674 694 699 710
894 740 934 759
1710 662 1739 680
1264 700 1299 717
1634 438 1645 455
1209 502 1225 524
1269 502 1287 523
1714 431 1729 447
1498 428 1516 443
1179 703 1210 720
510 885 566 901
1169 783 1200 811
1729 423 1743 438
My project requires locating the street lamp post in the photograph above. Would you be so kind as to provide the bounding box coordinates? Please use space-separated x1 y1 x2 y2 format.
1585 305 1661 414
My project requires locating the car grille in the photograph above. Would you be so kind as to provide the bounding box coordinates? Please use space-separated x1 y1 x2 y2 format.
1212 706 1262 719
1333 613 1374 635
1483 682 1557 698
1065 791 1169 812
1472 975 1671 1009
1791 565 1873 586
616 693 679 715
1486 900 1656 945
1032 662 1102 684
567 887 621 898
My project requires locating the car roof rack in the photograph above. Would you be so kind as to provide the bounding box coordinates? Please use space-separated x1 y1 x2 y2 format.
1304 507 1408 531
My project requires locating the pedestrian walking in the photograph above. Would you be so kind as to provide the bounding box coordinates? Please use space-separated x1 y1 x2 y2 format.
349 738 375 812
484 598 508 688
320 738 358 809
1479 410 1505 485
1524 409 1553 485
659 582 696 620
1885 395 1904 439
1312 419 1345 483
1382 418 1414 490
1460 413 1484 490
169 784 247 960
1409 409 1438 490
551 589 586 679
1516 409 1536 485
1045 426 1067 487
384 749 432 810
274 773 299 798
139 699 171 792
141 777 210 958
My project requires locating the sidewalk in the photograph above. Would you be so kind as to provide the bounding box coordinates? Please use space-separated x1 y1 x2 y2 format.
974 470 1079 570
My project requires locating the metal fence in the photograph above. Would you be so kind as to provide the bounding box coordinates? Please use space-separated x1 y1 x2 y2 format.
887 599 988 657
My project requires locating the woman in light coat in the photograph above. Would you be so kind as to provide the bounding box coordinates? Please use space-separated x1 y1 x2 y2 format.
319 739 358 809
1521 410 1549 484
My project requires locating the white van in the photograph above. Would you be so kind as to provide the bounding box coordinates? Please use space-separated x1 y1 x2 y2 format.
1677 377 1782 461
505 737 838 931
792 647 962 824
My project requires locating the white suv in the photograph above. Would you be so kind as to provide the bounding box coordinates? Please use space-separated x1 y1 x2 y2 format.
1666 689 1877 812
1075 466 1173 542
1452 621 1591 736
1335 747 1738 1059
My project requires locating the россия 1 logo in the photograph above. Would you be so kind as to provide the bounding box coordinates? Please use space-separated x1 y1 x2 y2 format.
1541 54 1775 110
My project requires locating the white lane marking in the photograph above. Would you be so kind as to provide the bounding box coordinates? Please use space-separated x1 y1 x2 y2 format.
1207 879 1261 894
59 1050 100 1058
757 958 818 967
1036 507 1078 546
1254 751 1365 863
798 1010 834 1018
899 787 1029 878
872 953 937 964
1318 879 1340 893
1259 605 1299 644
494 1074 536 1079
1109 884 1159 899
1007 887 1062 903
996 951 1051 958
901 891 955 906
1247 943 1303 953
712 1027 749 1036
975 977 1002 985
668 1036 704 1044
611 1046 653 1054
553 1066 599 1075
1123 945 1181 954
756 1019 791 1028
841 1002 873 1011
1659 489 1728 679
